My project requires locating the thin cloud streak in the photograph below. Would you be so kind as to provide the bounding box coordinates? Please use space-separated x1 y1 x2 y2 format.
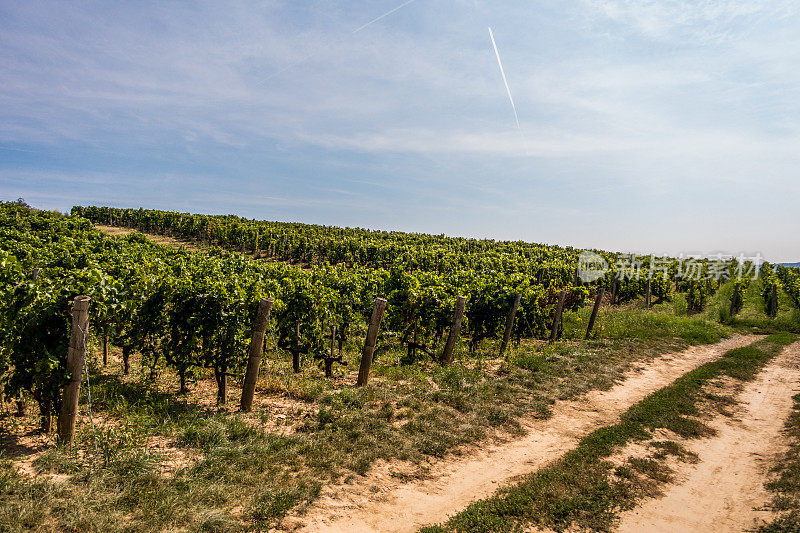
352 0 419 34
258 0 421 85
488 27 521 131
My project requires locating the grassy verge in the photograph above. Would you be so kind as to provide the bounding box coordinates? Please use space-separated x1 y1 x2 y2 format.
425 333 797 533
563 297 729 344
758 393 800 532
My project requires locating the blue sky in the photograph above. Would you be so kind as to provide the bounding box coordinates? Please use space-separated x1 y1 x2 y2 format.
1 1 799 261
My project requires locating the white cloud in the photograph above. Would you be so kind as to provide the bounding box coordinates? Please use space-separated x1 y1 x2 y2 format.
583 0 799 42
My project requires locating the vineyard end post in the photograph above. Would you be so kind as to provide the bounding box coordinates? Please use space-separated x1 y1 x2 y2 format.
240 298 274 412
585 286 604 340
356 298 387 387
440 295 466 365
57 295 91 445
499 293 521 356
549 290 567 343
771 283 778 317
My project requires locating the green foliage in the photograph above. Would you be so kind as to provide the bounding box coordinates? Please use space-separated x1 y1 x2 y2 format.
777 265 800 311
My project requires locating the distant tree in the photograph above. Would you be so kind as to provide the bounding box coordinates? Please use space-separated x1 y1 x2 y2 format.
3 198 33 209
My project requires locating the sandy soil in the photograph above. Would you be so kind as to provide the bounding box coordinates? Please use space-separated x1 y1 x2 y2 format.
614 340 800 533
290 335 760 532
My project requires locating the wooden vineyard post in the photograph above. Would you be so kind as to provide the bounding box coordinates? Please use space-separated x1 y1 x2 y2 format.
585 287 605 340
216 369 227 406
645 279 652 308
440 296 467 365
327 325 337 378
102 335 108 366
293 321 302 373
240 298 274 412
770 283 778 318
499 293 521 355
122 345 131 375
57 295 91 445
610 277 618 305
356 298 387 387
15 393 26 417
550 290 567 342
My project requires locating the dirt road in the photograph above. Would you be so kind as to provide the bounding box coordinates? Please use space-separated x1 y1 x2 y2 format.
295 335 760 532
615 340 800 532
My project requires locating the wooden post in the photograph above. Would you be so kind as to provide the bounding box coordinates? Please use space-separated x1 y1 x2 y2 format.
585 287 605 340
610 277 618 305
328 325 337 377
122 345 131 375
356 298 387 386
15 394 26 417
440 296 467 365
771 283 778 317
550 290 567 342
216 368 227 406
645 279 652 308
57 295 90 445
240 298 274 412
499 293 521 355
293 320 301 373
102 335 108 366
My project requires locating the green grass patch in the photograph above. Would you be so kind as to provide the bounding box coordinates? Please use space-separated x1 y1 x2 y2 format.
563 302 730 344
758 392 800 532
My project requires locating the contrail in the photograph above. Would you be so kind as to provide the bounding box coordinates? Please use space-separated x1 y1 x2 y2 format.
258 0 420 85
488 27 521 131
352 0 419 34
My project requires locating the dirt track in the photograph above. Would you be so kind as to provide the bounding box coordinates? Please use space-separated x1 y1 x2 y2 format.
614 340 800 532
293 335 760 532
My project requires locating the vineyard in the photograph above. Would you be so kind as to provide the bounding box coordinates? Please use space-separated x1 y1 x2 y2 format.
2 202 800 532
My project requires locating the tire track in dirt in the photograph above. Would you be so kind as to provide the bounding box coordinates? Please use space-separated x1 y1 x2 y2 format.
293 335 761 533
614 340 800 533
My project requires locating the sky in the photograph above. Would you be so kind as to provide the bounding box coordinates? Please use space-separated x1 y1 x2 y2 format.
1 1 799 261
